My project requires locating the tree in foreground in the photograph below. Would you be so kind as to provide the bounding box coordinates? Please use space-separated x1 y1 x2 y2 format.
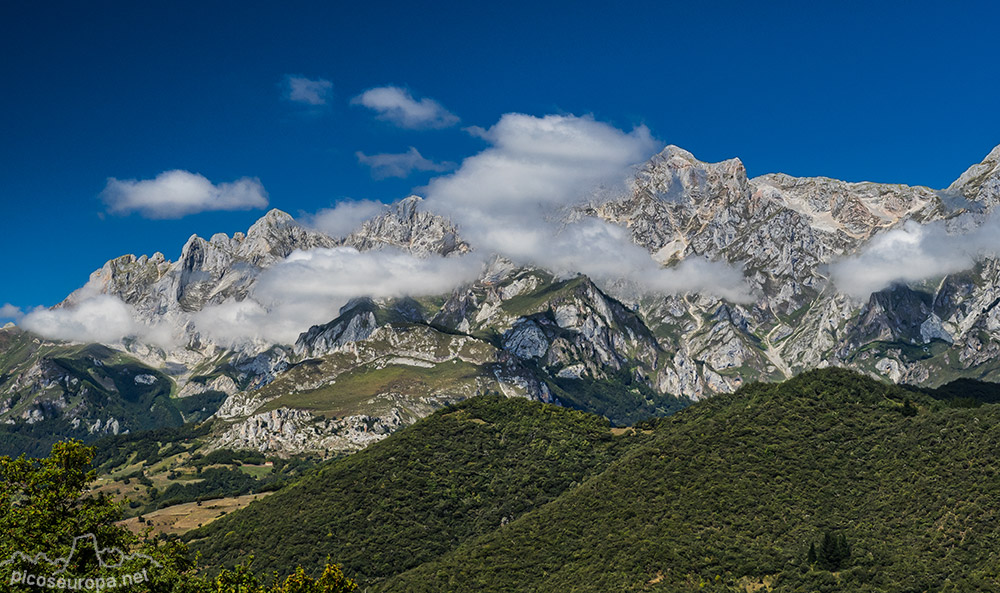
0 440 356 593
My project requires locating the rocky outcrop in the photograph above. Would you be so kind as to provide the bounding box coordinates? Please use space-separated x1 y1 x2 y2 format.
344 196 469 256
55 199 469 396
210 407 404 455
591 146 950 316
294 299 380 358
947 144 1000 207
841 285 935 349
176 374 239 398
503 320 549 359
585 144 1000 393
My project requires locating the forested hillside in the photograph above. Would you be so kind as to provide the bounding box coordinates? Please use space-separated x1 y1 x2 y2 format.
384 369 1000 592
186 396 652 586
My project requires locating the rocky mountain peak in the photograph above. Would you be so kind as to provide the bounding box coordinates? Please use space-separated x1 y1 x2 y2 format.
947 143 1000 207
246 208 296 237
658 144 699 165
982 143 1000 165
394 195 424 220
66 210 338 323
240 209 335 266
591 147 758 266
16 140 1000 458
344 195 468 256
659 144 746 173
637 146 749 207
64 252 171 308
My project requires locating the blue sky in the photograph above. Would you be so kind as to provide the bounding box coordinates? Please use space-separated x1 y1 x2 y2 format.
2 0 999 319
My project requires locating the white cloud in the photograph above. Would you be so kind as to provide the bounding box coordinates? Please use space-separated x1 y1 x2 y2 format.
307 199 388 238
356 147 455 179
1 303 24 321
284 75 333 106
102 170 269 219
20 279 177 346
536 218 753 302
422 113 753 302
193 247 484 345
830 215 1000 298
21 295 140 344
425 113 657 216
189 300 273 347
352 86 459 129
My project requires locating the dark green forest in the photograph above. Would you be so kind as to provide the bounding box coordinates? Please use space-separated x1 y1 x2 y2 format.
186 396 651 585
383 369 1000 592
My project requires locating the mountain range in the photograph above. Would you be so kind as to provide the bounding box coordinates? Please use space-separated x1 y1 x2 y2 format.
3 143 1000 456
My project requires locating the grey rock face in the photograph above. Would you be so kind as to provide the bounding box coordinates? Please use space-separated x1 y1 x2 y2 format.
230 347 291 390
176 374 239 398
503 320 550 359
210 407 404 455
294 299 380 358
61 199 470 389
947 144 1000 207
572 143 1000 396
842 285 935 349
344 196 469 256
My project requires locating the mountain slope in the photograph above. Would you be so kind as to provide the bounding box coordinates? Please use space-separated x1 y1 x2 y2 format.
185 396 651 586
382 369 1000 592
600 144 1000 393
0 326 219 456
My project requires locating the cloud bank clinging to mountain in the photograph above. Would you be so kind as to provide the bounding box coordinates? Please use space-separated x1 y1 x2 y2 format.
830 215 1000 298
424 113 753 302
193 247 484 345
